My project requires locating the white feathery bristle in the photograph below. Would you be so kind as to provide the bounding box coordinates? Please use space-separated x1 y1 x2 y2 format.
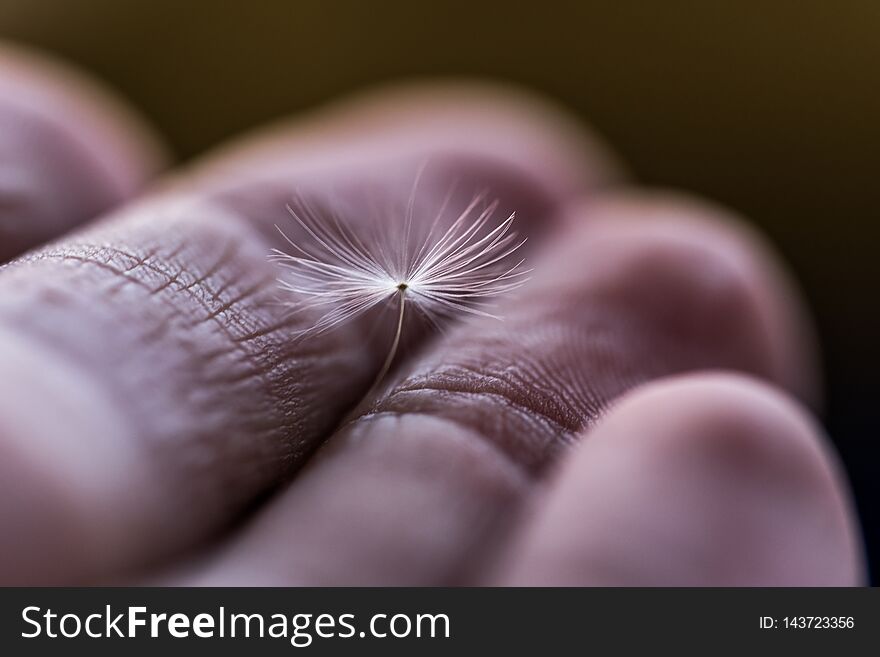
269 187 531 339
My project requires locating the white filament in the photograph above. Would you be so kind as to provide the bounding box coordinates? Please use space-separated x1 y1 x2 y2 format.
270 184 531 389
271 190 530 337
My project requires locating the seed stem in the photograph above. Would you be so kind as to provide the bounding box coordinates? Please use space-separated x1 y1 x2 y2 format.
366 286 406 397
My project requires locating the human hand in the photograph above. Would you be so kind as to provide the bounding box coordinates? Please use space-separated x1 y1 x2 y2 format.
0 45 863 586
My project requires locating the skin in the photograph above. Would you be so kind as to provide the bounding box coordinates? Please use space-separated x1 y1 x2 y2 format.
0 45 865 586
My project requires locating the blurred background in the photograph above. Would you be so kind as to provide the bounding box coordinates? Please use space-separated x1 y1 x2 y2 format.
1 0 877 579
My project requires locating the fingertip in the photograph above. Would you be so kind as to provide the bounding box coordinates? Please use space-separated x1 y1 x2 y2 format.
325 80 628 197
555 189 822 408
0 42 168 261
598 373 839 495
189 79 625 203
0 42 168 196
497 372 864 586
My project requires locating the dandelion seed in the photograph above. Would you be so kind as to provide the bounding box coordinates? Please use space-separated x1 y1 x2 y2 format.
270 182 531 390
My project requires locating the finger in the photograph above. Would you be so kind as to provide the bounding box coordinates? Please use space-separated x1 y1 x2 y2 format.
181 191 820 585
0 43 167 262
168 81 624 267
0 84 616 584
562 192 822 408
187 81 624 208
493 373 864 586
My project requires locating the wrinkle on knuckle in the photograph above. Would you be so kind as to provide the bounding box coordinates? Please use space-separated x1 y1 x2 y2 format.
369 344 603 474
373 387 564 474
0 202 371 531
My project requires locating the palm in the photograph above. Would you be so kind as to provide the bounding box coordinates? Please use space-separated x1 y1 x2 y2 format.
0 45 863 586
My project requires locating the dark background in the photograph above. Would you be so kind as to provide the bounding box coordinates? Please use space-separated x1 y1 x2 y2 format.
1 1 876 579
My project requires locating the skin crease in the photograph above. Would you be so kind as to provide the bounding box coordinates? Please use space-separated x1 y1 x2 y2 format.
0 44 865 585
